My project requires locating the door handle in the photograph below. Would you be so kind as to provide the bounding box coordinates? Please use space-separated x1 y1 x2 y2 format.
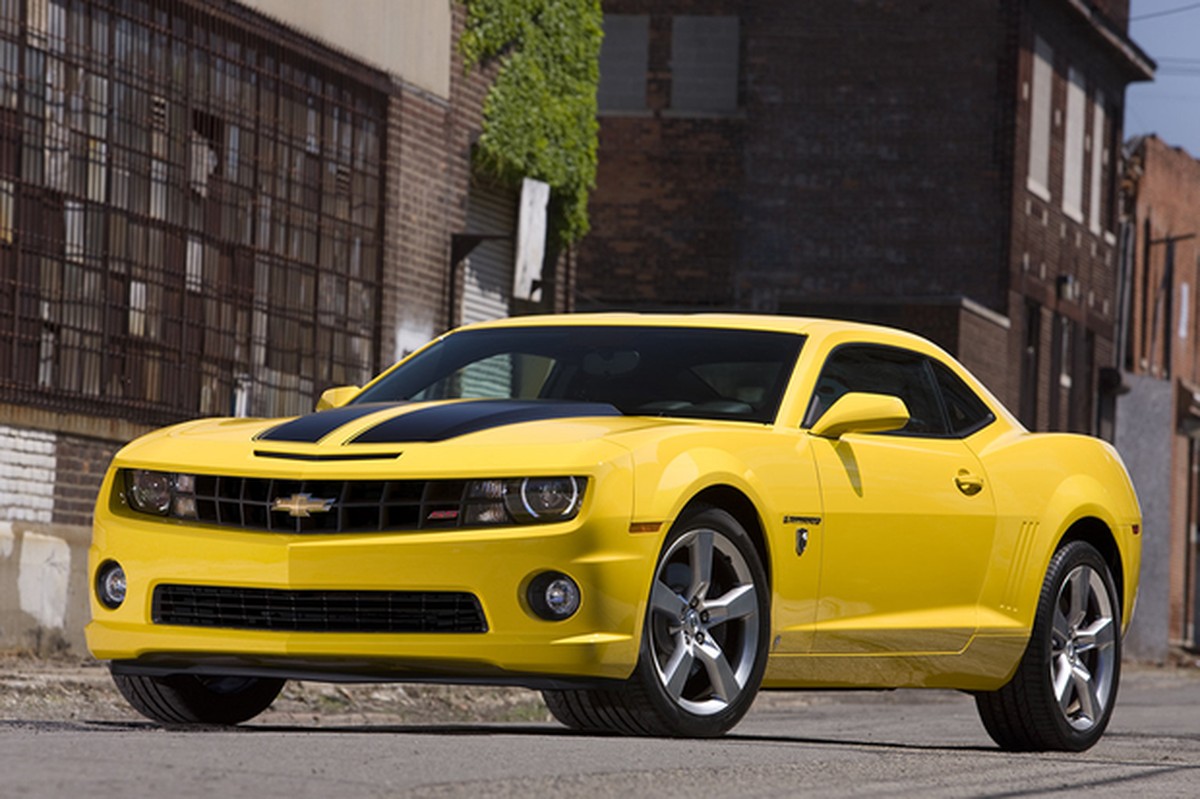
955 470 984 496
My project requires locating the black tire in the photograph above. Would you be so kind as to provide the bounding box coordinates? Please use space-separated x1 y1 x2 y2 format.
975 540 1122 752
112 671 285 725
544 506 770 737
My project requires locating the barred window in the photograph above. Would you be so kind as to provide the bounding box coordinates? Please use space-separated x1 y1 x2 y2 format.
0 0 385 424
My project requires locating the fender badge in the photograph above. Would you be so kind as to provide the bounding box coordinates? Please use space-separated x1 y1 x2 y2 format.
271 493 335 518
784 515 821 525
796 528 810 556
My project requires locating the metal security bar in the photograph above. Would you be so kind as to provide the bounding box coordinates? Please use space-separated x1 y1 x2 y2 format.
0 0 386 425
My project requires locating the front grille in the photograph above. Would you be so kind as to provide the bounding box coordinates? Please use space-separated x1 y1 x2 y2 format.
152 584 488 633
188 475 487 534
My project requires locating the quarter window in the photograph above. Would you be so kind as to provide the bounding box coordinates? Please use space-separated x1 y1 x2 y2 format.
931 361 995 436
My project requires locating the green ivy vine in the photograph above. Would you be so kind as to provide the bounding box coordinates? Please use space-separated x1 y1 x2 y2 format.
461 0 602 246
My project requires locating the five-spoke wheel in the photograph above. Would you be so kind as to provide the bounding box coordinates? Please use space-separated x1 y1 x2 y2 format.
543 505 769 737
975 540 1121 751
646 525 762 717
1050 562 1118 733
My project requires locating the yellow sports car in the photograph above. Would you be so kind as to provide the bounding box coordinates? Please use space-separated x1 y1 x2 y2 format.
88 314 1141 750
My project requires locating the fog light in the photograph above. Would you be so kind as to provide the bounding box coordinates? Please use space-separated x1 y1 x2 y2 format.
96 561 126 609
528 571 581 620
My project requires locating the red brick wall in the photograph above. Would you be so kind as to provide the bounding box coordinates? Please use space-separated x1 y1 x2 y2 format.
1127 137 1200 381
1124 136 1200 645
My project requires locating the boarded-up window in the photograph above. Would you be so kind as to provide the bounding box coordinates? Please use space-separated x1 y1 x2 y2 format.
1062 66 1086 221
1027 36 1052 200
1088 90 1106 234
598 14 648 113
671 16 739 113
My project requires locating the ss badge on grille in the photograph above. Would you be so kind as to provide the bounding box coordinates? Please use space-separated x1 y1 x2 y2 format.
272 493 335 518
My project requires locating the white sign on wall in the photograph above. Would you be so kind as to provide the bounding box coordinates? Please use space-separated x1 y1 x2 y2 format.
513 177 550 302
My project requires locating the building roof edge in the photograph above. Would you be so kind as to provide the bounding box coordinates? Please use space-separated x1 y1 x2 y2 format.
1063 0 1155 81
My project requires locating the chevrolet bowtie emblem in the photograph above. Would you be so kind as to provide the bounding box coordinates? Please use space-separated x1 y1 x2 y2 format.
271 493 335 518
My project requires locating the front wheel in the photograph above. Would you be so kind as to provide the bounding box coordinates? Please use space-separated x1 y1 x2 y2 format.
113 671 285 725
544 506 770 737
975 540 1121 751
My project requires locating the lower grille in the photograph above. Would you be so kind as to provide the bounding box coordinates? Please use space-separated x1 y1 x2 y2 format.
152 584 488 633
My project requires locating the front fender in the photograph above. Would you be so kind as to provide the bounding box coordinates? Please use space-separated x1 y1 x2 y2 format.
634 447 767 526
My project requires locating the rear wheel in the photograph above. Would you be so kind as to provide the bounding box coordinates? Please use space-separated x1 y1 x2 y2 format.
975 540 1121 751
112 671 285 725
544 506 769 737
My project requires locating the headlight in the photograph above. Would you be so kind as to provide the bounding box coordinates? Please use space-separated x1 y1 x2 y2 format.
505 477 582 523
126 470 172 515
465 476 585 525
124 470 198 518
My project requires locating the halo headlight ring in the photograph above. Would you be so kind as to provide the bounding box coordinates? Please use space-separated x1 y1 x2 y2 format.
504 476 582 523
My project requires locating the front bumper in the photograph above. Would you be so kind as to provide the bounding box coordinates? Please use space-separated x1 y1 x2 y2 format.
87 497 657 684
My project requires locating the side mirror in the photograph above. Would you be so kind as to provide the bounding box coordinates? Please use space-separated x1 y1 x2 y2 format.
809 392 909 439
316 385 360 411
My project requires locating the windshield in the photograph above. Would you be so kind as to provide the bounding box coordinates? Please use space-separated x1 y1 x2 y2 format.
353 326 805 424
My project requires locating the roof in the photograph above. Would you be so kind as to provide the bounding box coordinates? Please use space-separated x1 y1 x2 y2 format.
457 312 939 347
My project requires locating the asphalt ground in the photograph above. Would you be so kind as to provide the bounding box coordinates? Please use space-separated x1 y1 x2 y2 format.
1 654 1198 797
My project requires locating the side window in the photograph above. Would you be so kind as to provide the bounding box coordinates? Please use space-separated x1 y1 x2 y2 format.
931 361 995 436
803 346 947 436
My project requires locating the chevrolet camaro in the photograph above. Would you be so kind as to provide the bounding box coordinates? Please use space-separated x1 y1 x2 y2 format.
87 314 1141 750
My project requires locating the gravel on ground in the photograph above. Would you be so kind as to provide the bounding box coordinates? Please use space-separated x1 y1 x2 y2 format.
0 651 551 726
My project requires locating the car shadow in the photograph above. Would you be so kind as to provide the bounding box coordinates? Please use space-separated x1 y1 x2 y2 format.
12 717 1195 767
12 717 994 752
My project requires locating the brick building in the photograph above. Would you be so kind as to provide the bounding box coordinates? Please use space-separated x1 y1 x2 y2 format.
1115 135 1200 659
579 0 1152 436
0 0 569 653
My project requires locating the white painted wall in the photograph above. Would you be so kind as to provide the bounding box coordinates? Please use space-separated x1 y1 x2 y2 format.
0 425 57 524
240 0 453 98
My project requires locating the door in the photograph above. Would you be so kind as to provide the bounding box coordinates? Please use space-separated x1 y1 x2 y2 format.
805 345 998 654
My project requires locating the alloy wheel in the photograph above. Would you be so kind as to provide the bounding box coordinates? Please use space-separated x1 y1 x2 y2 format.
647 527 760 715
1050 564 1117 731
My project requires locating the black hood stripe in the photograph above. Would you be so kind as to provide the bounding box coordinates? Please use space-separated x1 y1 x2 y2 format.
253 450 403 461
257 403 405 443
351 400 622 444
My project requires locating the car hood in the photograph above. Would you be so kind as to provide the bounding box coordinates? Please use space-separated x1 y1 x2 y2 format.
112 400 699 475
